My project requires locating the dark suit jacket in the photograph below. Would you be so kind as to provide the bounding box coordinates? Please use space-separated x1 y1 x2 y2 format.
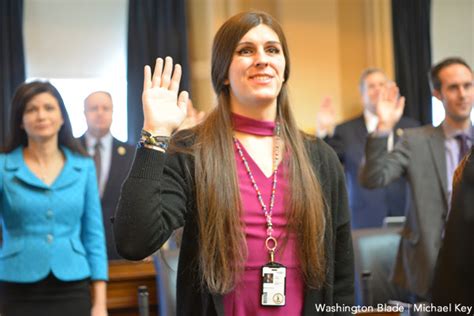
360 125 449 298
432 147 474 306
325 115 419 228
79 135 135 260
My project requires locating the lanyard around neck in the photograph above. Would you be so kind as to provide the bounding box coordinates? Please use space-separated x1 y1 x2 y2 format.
233 122 281 263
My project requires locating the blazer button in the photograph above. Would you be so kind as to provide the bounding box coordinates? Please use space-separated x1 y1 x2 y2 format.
47 234 54 243
46 210 54 219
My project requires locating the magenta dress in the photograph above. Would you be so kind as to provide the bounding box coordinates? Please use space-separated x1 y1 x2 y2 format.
223 114 304 316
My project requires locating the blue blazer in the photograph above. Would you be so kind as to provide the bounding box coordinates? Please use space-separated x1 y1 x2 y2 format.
0 147 108 282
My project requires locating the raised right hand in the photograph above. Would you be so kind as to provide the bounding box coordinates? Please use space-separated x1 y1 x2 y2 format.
142 57 189 136
315 96 336 137
375 82 405 132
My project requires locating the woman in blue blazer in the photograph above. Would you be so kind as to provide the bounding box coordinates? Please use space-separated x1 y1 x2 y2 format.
0 81 108 316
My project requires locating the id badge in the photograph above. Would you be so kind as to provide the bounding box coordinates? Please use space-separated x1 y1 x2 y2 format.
261 262 286 307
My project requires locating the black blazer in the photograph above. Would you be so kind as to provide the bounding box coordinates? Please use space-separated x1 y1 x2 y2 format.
325 115 419 228
79 135 135 259
431 147 474 306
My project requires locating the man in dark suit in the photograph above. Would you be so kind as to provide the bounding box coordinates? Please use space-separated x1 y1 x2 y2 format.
320 68 419 228
432 148 474 307
360 58 473 300
80 91 135 260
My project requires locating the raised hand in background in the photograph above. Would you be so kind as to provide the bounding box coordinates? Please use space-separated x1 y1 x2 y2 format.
177 99 206 131
375 82 405 132
315 96 336 138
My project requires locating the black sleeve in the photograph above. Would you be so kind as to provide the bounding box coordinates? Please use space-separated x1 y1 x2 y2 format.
113 147 192 260
324 126 346 164
309 139 354 308
359 132 410 189
326 143 354 305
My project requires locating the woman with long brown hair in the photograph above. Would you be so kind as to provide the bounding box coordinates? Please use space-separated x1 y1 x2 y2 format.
114 11 353 315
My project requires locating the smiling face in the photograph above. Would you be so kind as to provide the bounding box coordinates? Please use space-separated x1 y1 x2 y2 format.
22 92 64 143
434 63 473 125
226 24 286 117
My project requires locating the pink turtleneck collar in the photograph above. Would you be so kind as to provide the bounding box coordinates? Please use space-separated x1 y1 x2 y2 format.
231 112 276 136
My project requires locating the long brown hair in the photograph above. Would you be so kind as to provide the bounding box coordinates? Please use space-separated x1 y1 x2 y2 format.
191 11 326 294
453 149 473 186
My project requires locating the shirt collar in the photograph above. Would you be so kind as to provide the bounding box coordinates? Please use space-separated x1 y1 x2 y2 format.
85 131 112 148
363 108 379 133
441 120 473 140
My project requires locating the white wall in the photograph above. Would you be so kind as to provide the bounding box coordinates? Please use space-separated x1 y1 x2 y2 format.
24 0 127 78
23 0 128 141
431 0 474 125
432 0 474 66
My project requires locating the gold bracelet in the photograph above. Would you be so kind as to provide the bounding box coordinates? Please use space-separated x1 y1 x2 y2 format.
142 143 166 153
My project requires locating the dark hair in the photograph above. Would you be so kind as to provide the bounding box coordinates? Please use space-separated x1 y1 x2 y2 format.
430 57 472 92
191 11 326 294
3 81 86 155
358 68 386 92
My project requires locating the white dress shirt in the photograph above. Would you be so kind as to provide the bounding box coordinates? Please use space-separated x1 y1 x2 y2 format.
364 109 395 152
85 132 112 197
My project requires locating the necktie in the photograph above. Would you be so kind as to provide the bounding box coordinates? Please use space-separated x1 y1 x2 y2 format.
93 140 102 184
455 134 470 163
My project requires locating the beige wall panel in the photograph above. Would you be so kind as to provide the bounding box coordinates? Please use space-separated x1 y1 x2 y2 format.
432 0 474 67
337 0 394 124
188 0 215 111
279 0 341 133
187 0 394 131
338 0 368 122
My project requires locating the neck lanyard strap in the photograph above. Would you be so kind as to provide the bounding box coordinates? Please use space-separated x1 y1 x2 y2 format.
233 123 281 262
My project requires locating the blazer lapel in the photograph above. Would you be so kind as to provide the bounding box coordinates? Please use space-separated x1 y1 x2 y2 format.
352 116 368 157
102 138 131 203
355 115 369 139
5 147 48 189
394 120 406 143
51 148 83 190
428 125 448 207
6 147 83 190
102 139 119 201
